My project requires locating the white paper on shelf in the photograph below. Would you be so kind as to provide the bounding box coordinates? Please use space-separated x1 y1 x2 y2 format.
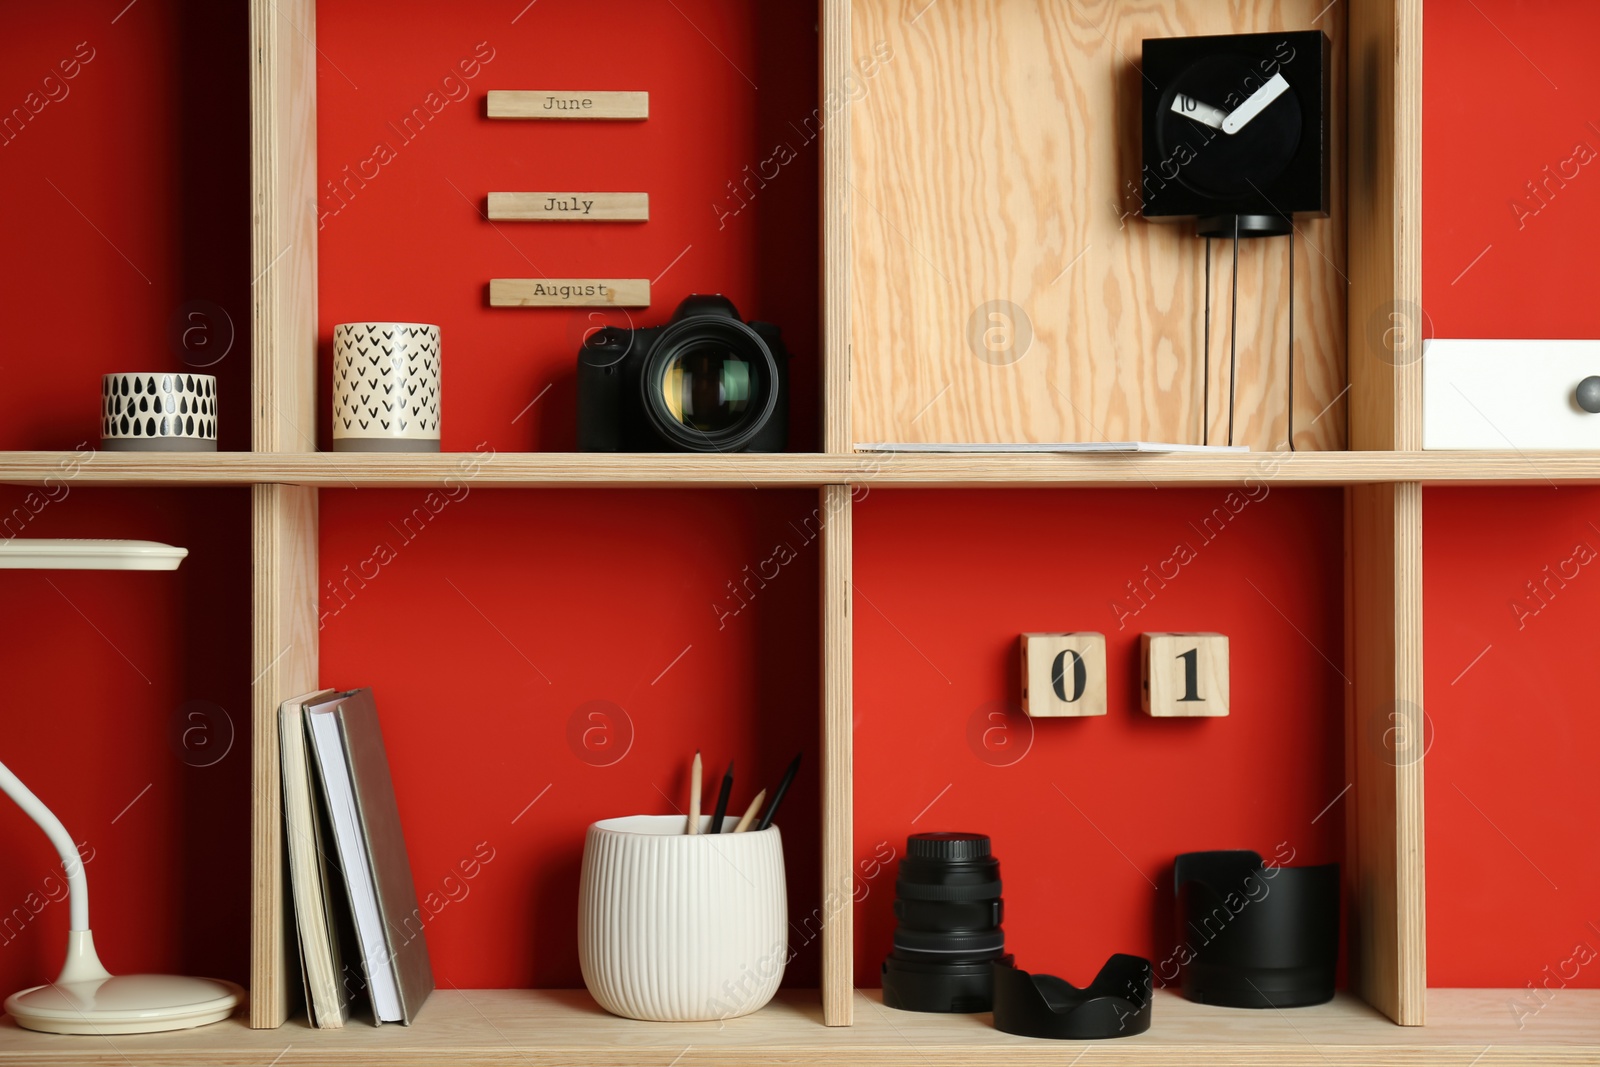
852 442 1250 454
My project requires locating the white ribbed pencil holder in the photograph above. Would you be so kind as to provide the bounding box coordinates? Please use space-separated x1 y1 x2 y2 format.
578 815 787 1021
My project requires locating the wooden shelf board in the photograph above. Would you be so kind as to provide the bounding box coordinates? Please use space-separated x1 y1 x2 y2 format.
0 989 1594 1065
7 450 1600 489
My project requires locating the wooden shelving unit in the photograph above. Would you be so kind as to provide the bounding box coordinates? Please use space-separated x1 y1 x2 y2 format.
5 0 1595 1062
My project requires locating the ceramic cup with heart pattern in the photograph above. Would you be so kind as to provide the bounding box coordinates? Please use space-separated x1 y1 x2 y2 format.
332 322 441 452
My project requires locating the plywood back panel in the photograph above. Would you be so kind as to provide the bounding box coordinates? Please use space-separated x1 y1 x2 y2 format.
849 0 1347 450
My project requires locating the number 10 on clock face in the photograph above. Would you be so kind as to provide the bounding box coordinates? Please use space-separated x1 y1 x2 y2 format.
1142 633 1230 717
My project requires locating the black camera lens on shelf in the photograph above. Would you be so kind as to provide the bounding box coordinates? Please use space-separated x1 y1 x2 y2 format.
881 832 1010 1013
576 294 790 453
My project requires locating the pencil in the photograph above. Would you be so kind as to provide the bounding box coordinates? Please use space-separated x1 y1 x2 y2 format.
709 760 734 834
733 789 767 833
687 750 702 835
756 753 801 831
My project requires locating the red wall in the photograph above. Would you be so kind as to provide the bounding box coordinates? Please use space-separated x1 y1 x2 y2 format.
1422 0 1600 989
316 487 822 988
852 488 1348 987
313 0 820 453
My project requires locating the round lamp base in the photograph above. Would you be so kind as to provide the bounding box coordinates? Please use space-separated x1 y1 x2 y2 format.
5 974 243 1035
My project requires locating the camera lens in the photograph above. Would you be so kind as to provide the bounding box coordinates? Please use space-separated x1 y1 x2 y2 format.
640 316 780 452
881 832 1010 1013
659 343 753 433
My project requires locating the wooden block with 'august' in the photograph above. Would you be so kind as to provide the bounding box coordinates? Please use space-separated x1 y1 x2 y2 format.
1142 633 1229 717
489 279 650 308
1020 632 1107 718
487 91 648 120
487 192 649 222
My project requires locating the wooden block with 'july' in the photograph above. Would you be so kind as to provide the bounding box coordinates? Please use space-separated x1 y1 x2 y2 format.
489 279 650 308
1141 633 1229 717
1020 632 1107 717
487 192 649 222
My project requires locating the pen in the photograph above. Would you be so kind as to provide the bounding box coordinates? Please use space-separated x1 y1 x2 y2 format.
709 760 734 833
755 753 800 832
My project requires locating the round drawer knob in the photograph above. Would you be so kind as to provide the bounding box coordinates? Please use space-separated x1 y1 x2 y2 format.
1579 376 1600 414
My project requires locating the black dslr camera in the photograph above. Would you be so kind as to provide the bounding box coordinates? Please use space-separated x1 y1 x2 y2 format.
577 295 790 452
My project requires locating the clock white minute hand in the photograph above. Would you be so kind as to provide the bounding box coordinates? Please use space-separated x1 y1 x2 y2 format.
1221 72 1290 135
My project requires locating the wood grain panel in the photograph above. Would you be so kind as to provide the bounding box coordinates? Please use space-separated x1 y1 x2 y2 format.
1347 0 1422 452
251 0 319 454
1347 482 1426 1025
822 0 852 453
249 484 320 1029
850 0 1347 450
819 485 853 1024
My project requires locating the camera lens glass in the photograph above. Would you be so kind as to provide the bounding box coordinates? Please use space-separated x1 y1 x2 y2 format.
659 343 753 433
881 832 1008 1013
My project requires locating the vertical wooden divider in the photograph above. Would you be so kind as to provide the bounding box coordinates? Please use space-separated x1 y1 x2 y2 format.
249 0 320 1030
1346 0 1425 1027
820 0 854 1026
1346 482 1426 1025
819 484 854 1026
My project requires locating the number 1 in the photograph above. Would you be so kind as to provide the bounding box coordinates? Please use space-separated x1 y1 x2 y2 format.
1177 648 1203 702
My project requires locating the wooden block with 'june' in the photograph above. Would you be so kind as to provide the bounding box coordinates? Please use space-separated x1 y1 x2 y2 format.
487 193 649 222
1142 633 1229 717
1020 632 1107 718
487 91 648 120
489 279 650 309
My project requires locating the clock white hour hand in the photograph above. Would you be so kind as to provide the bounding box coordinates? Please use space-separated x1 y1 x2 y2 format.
1170 93 1228 130
1221 72 1290 135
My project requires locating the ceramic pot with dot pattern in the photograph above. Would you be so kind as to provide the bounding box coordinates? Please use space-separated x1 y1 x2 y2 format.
101 373 217 451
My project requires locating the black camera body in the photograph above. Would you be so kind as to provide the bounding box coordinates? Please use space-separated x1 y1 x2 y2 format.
576 294 790 452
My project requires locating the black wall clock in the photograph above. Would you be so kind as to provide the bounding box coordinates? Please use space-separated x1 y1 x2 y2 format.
1141 30 1330 238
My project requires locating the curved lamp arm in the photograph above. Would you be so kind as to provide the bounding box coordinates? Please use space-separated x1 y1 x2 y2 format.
0 759 88 931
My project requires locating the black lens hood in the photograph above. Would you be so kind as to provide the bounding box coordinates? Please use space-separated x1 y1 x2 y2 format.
1173 849 1340 1008
991 955 1153 1040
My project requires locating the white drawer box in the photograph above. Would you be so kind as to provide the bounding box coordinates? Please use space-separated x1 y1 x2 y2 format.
1423 339 1600 450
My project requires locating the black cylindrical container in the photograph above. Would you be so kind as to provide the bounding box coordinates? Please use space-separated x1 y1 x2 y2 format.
881 832 1010 1013
1174 849 1340 1008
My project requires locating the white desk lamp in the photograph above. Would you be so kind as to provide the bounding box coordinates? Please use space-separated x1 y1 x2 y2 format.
0 539 243 1034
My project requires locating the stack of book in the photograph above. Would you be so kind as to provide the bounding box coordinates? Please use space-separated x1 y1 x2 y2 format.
278 688 434 1027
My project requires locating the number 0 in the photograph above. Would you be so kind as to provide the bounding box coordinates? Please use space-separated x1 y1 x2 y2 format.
1051 649 1087 702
